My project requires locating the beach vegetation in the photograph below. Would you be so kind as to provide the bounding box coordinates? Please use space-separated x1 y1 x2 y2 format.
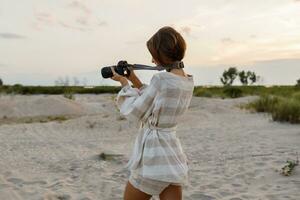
281 154 299 176
246 94 300 124
296 79 300 87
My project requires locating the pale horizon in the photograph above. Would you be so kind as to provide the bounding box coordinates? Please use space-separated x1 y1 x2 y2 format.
1 0 300 86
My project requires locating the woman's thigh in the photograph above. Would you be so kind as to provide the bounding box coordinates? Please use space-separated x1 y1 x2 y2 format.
159 184 182 200
123 181 152 200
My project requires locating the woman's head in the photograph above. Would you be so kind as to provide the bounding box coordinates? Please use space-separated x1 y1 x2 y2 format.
147 26 186 66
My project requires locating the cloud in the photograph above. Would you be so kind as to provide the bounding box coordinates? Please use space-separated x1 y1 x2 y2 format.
221 37 235 44
98 20 108 27
35 12 55 25
0 33 27 39
211 36 300 65
173 25 199 39
32 2 107 32
58 21 91 31
172 1 300 66
33 11 90 31
68 0 91 14
32 11 56 30
76 16 89 26
180 26 192 36
74 16 108 28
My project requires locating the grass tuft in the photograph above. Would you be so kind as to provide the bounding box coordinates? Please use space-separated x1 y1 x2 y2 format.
246 95 300 124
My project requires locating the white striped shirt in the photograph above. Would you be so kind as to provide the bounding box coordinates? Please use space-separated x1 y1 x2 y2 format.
115 71 194 183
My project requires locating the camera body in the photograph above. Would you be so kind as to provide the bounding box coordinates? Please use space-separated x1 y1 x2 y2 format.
101 60 132 79
101 60 182 79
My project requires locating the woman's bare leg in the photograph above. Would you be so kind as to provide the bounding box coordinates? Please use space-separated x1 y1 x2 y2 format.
123 181 152 200
159 184 182 200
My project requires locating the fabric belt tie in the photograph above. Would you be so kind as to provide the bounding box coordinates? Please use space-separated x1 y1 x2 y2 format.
141 120 177 133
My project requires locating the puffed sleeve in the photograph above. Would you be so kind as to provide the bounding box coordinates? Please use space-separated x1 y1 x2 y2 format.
115 74 160 128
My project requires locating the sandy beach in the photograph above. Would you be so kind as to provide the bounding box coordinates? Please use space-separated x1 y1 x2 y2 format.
0 94 299 200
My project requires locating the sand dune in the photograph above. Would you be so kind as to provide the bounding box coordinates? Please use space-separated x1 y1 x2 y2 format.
0 94 299 200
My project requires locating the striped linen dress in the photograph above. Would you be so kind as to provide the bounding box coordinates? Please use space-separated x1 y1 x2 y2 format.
115 71 194 195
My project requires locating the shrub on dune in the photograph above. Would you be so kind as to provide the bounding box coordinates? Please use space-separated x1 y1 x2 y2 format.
292 92 300 102
249 95 280 113
296 79 300 87
248 95 300 124
272 99 300 124
193 89 213 97
223 87 243 98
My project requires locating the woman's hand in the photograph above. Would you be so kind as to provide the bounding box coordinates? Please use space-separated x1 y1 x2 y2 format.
126 66 138 82
110 67 129 87
126 67 143 89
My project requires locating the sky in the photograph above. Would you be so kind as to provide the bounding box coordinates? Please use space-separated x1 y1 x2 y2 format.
0 0 300 86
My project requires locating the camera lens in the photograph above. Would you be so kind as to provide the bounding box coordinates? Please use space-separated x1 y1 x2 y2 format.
101 67 114 78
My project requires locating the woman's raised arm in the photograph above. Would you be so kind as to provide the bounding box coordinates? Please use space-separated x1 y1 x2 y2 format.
115 74 160 128
126 69 143 89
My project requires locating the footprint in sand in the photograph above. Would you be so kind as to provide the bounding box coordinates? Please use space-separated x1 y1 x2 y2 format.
46 180 66 190
231 183 242 188
255 161 267 166
6 177 24 187
218 191 234 197
5 176 47 188
233 173 246 179
43 193 71 200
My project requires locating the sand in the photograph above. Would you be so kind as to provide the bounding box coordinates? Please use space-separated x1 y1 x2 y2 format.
0 94 299 200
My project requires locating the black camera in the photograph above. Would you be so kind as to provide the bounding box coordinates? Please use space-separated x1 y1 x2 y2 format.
101 60 166 79
101 61 132 79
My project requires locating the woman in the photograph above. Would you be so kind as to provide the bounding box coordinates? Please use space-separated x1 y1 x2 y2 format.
110 26 194 200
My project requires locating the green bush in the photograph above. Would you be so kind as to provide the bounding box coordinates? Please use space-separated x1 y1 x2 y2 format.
296 79 300 87
200 90 213 98
247 95 300 124
272 99 300 123
193 85 299 99
223 87 243 98
292 92 300 102
0 85 299 100
193 89 202 97
0 85 122 95
193 89 213 97
249 95 280 113
63 89 75 100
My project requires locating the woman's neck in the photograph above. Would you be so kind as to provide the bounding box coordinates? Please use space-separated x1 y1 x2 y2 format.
169 68 187 77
